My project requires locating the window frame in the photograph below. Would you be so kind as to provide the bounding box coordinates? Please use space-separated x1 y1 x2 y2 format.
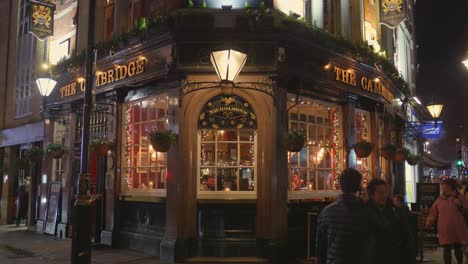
286 96 343 199
120 95 169 197
197 129 258 200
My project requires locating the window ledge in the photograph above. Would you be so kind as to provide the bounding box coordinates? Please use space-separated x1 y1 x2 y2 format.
197 192 257 200
288 190 341 200
120 189 167 202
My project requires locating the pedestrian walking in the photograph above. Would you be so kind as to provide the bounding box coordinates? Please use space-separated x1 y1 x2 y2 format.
426 178 468 264
316 168 371 264
16 179 29 226
366 179 416 264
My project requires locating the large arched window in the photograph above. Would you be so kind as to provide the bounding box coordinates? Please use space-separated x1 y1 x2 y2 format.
197 95 257 199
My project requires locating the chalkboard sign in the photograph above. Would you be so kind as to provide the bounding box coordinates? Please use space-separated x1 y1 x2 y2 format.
416 183 440 210
44 181 61 235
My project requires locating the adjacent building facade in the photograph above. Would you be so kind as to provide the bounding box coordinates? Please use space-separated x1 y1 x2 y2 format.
0 0 429 262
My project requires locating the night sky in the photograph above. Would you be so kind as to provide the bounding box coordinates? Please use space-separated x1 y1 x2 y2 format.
414 0 468 163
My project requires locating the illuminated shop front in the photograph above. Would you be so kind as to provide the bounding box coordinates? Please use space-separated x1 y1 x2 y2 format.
42 7 412 264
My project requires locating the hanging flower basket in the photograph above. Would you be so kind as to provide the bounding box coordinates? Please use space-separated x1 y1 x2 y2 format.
46 143 66 159
149 130 177 153
380 144 397 160
25 146 44 162
285 131 306 152
90 139 113 156
406 154 420 166
395 148 411 162
353 140 374 158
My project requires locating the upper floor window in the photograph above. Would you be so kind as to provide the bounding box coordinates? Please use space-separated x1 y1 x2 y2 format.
50 38 70 65
121 96 169 196
287 97 343 197
365 21 380 52
105 0 115 41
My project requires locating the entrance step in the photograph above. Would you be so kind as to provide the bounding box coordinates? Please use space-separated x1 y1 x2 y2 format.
185 257 269 264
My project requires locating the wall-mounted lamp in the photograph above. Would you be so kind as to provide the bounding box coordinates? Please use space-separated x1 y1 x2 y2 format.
35 77 57 97
210 49 247 83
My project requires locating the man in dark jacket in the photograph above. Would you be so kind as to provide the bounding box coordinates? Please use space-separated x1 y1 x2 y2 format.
367 178 416 264
316 168 371 264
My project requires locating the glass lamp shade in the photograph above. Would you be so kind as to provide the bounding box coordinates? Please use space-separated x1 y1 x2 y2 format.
35 77 57 97
426 104 443 119
210 49 247 82
463 59 468 70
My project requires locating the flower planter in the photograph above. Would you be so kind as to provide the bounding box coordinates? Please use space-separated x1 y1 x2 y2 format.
380 144 397 160
394 148 410 162
355 148 372 158
48 149 65 159
285 132 306 153
150 139 172 152
25 147 43 162
149 130 177 153
353 140 374 158
406 154 419 166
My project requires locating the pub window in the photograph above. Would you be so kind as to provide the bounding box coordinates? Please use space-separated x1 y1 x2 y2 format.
287 97 343 197
197 95 257 199
121 96 169 196
128 0 144 32
355 110 372 185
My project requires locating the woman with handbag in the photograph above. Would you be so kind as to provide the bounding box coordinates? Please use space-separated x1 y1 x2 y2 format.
426 178 468 264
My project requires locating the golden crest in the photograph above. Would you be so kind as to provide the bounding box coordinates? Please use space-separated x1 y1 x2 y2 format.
32 4 52 29
381 0 403 14
221 97 236 105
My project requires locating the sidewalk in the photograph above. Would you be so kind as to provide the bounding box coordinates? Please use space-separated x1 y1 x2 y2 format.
0 225 169 264
420 246 467 264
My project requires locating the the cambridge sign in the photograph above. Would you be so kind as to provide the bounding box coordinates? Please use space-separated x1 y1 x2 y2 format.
332 66 394 103
59 58 146 98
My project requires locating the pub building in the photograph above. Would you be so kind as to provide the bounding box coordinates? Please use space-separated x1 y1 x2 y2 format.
37 0 424 262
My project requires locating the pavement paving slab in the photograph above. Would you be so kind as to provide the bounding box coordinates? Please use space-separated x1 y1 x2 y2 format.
0 225 466 264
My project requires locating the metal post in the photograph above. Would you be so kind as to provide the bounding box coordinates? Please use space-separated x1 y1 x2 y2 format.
71 0 95 263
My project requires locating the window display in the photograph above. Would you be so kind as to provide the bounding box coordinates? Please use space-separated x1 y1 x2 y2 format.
287 97 342 194
199 130 256 194
122 96 168 195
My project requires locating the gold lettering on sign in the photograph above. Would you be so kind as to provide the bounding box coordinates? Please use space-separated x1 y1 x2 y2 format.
61 58 146 97
334 66 356 86
333 65 394 103
60 82 77 97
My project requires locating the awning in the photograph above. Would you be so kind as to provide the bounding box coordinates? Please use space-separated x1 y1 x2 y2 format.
422 153 451 170
0 121 44 147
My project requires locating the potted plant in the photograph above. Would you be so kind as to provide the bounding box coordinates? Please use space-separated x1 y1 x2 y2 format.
380 144 397 160
353 140 374 158
25 146 44 162
90 139 113 156
149 130 177 152
395 148 411 162
46 143 66 159
285 131 306 152
406 153 420 166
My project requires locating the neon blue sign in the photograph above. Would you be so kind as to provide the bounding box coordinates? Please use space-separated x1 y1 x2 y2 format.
422 122 442 139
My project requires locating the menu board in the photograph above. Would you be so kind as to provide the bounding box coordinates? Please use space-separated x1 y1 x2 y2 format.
417 183 440 210
44 181 61 235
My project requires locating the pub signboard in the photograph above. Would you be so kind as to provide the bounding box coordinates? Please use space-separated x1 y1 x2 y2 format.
29 0 56 40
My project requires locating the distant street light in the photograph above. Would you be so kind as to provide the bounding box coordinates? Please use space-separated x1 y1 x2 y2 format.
426 103 443 119
426 102 443 128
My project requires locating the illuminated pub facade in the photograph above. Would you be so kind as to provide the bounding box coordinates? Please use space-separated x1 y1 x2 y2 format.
40 0 420 262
